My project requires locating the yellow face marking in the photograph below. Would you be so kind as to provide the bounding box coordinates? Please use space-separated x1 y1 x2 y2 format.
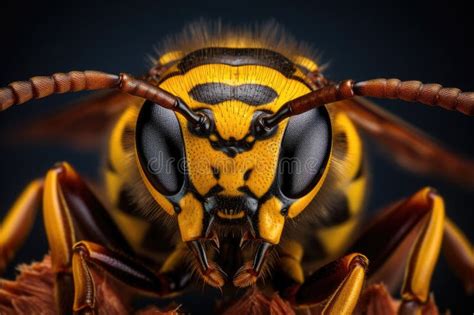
160 64 310 138
245 135 255 142
258 197 285 244
159 64 311 200
177 193 204 241
216 211 245 219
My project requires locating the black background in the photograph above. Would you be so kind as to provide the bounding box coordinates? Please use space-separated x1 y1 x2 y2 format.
0 0 473 313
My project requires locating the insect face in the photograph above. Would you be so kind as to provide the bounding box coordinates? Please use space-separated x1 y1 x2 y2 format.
1 23 473 311
135 48 332 244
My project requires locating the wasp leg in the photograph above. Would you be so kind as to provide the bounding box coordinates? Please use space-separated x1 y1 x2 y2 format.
0 180 43 274
72 241 177 314
322 254 368 315
43 162 134 313
345 188 442 293
42 162 189 313
442 218 474 294
398 189 445 311
344 187 447 312
289 253 368 315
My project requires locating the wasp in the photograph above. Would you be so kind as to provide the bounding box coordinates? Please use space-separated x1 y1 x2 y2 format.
0 23 473 314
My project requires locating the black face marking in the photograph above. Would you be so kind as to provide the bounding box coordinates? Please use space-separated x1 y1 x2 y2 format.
205 184 225 197
211 166 220 180
243 168 253 181
178 48 297 77
198 111 279 158
238 186 259 201
210 135 254 158
189 83 278 106
277 106 331 199
185 108 257 157
136 101 186 196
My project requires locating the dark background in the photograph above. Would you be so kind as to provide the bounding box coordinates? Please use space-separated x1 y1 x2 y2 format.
0 0 473 313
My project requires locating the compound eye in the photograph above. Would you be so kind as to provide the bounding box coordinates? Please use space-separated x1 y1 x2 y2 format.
136 101 185 196
278 107 331 199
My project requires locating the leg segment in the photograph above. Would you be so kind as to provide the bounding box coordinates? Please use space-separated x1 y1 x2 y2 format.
346 187 444 295
345 187 448 312
399 190 444 307
0 180 43 273
72 241 176 314
46 162 132 252
43 162 134 313
322 254 368 315
289 253 368 315
41 162 187 313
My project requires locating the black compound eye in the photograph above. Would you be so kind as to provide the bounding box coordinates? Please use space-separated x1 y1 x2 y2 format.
278 106 331 199
136 101 185 196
